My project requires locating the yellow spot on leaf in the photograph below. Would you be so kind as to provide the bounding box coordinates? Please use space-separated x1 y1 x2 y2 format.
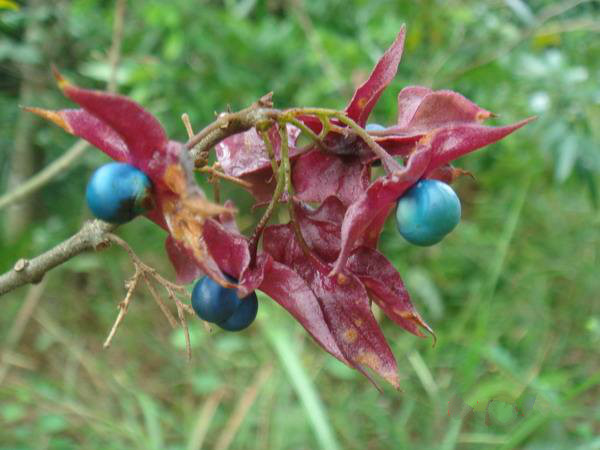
356 351 381 369
343 328 358 343
337 273 349 285
419 132 433 146
476 110 492 122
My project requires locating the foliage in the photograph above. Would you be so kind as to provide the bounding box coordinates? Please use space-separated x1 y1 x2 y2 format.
1 1 599 449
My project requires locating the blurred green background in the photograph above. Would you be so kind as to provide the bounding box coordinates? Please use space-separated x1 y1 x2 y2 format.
1 0 599 449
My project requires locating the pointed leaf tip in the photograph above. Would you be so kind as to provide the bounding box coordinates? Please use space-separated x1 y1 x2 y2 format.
24 107 73 134
345 26 406 125
51 65 69 91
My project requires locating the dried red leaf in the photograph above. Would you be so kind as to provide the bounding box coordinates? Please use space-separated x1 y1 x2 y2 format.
347 246 432 337
25 107 130 162
332 144 432 275
332 117 533 275
54 70 174 179
259 256 348 364
215 124 301 202
263 224 400 388
395 87 491 129
424 118 535 172
165 235 204 284
293 151 370 205
31 74 233 288
345 26 406 126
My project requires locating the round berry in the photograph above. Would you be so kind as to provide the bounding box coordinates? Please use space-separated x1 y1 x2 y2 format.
365 123 386 132
395 179 461 246
216 291 258 332
86 162 153 224
191 276 241 323
191 275 259 331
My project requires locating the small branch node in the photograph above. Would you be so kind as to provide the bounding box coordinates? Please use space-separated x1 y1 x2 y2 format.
14 259 29 272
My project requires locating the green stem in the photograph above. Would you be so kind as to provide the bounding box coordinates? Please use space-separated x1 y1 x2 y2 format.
331 112 402 173
278 123 322 269
248 127 286 264
283 108 401 173
286 117 321 145
259 128 279 176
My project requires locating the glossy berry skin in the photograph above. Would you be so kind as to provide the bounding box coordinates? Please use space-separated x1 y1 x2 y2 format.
191 276 258 331
365 123 386 132
86 162 153 224
191 276 240 323
395 179 461 246
216 291 258 331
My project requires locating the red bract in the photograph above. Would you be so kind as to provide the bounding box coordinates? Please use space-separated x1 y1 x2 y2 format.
27 71 235 288
31 26 532 388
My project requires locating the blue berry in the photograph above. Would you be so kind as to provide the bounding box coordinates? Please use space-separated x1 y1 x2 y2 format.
191 275 258 331
395 179 461 246
191 275 241 323
86 162 153 224
365 123 386 131
217 291 258 332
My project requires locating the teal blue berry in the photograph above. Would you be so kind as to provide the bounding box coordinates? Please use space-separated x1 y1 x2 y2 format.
365 123 386 131
86 162 153 224
396 179 461 246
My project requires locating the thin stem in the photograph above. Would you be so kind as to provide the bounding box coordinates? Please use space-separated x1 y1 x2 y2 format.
317 114 331 139
107 0 126 94
331 112 402 173
197 166 253 188
286 117 328 152
186 93 277 159
181 113 194 139
0 140 88 211
247 128 286 264
258 128 279 176
103 267 141 348
0 0 126 212
279 123 322 268
287 118 319 143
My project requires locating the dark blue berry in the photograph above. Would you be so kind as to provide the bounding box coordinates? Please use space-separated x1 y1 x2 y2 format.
216 291 258 332
191 275 258 331
396 179 461 246
191 275 240 323
86 162 153 224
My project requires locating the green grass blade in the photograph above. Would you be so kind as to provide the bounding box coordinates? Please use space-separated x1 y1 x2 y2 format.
262 317 340 450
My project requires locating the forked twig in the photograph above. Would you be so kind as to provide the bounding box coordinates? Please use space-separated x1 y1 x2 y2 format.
102 233 196 357
103 267 142 348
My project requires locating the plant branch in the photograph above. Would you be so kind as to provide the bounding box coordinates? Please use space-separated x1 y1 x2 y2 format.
280 124 321 268
187 93 278 165
101 233 194 354
0 220 116 296
248 126 285 264
0 140 88 211
107 0 126 93
0 99 388 297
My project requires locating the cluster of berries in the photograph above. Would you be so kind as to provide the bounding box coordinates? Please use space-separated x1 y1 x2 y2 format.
31 25 531 386
86 153 461 332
